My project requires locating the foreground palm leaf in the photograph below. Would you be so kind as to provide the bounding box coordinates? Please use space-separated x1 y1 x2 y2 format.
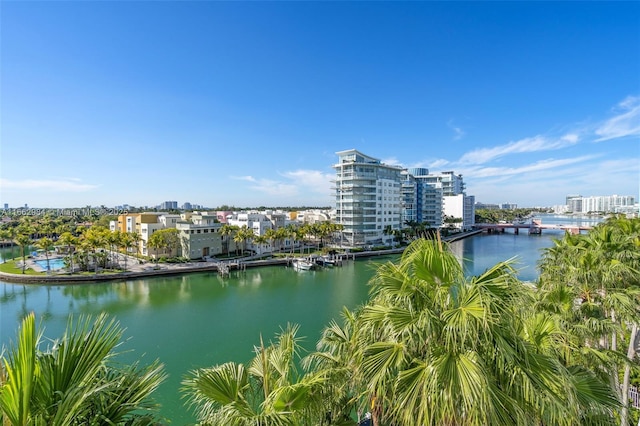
0 312 166 425
313 238 620 426
182 324 330 425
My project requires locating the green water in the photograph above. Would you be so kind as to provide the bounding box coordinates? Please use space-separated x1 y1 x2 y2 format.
0 257 391 424
1 221 585 424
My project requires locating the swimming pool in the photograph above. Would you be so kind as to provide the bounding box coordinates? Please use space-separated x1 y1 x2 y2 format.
34 258 66 271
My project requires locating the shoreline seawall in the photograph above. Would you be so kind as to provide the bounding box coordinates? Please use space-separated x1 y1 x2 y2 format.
0 230 482 285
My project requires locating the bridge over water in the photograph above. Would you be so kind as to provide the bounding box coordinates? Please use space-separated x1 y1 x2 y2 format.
475 219 593 235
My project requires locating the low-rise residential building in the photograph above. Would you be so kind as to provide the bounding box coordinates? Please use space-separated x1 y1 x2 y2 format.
176 217 224 260
110 212 182 257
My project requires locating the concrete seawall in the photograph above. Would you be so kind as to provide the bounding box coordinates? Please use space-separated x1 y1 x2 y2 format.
0 230 482 285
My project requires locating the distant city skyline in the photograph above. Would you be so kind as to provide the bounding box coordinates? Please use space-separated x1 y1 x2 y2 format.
1 2 638 209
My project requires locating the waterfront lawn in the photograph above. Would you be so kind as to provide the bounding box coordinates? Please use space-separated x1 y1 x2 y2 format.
0 259 42 275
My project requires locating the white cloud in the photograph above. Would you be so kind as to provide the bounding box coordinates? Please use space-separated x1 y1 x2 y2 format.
459 135 579 165
247 178 298 197
281 170 333 195
463 155 597 178
447 119 465 141
595 95 640 141
381 157 402 166
0 178 98 192
561 133 580 143
428 159 450 169
232 175 257 182
231 169 333 201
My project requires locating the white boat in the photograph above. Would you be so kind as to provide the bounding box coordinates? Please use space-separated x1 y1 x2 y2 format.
292 259 315 271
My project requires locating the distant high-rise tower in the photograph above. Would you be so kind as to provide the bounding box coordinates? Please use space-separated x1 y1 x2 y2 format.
160 201 178 210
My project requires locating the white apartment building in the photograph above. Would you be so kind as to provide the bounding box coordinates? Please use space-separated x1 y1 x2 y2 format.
443 194 476 231
333 149 404 247
334 151 476 247
565 194 636 214
226 211 290 254
405 168 445 228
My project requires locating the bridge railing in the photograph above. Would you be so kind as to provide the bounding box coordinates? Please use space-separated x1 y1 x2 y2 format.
630 385 639 409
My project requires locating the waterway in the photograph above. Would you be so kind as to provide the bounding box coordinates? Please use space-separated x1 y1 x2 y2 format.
0 214 602 424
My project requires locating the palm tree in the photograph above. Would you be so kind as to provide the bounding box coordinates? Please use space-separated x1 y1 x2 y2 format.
13 231 31 274
253 234 269 256
298 224 313 254
284 224 298 255
106 230 122 269
182 324 326 425
382 225 394 246
264 227 277 253
275 227 289 253
128 231 141 259
538 217 640 426
121 232 134 272
220 224 239 257
147 231 163 264
0 312 166 425
82 227 107 275
317 238 619 426
233 226 254 257
57 232 77 274
304 308 364 424
35 237 54 272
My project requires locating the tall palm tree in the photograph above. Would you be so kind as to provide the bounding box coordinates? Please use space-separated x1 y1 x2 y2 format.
275 227 289 253
106 230 122 269
538 217 640 426
264 227 277 253
13 226 32 274
147 231 163 264
283 224 296 255
35 237 54 272
128 231 141 259
0 312 166 425
316 238 619 426
13 231 31 274
233 226 254 257
82 227 109 274
57 232 77 274
220 224 239 257
253 234 269 256
182 324 326 425
120 232 134 272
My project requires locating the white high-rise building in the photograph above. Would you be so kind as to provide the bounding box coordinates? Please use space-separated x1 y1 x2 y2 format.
334 150 476 247
333 149 404 247
565 194 635 214
405 168 444 228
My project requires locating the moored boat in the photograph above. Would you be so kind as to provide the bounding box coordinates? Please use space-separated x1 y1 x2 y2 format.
292 259 315 271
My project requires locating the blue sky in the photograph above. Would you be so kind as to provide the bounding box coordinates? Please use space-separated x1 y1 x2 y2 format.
1 1 639 209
